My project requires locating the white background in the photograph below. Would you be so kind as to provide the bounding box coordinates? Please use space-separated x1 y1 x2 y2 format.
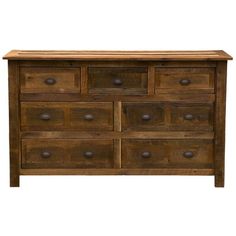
0 0 235 235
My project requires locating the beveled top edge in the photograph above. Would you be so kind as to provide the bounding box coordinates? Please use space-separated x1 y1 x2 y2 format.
3 50 233 60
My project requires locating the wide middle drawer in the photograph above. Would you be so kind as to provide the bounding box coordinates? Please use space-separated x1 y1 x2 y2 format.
122 102 214 131
21 102 114 131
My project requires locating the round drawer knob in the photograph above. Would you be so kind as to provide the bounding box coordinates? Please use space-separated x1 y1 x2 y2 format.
141 151 151 158
183 151 194 158
41 151 51 158
40 113 51 120
179 79 191 86
113 78 123 86
142 114 151 121
44 78 56 85
84 151 94 158
184 114 194 120
84 114 94 121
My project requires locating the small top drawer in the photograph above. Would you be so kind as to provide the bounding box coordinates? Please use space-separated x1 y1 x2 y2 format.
88 67 148 95
20 67 81 93
155 68 214 93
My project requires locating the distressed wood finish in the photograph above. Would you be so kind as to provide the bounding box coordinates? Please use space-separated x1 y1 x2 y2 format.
8 61 20 187
20 67 81 93
3 50 232 187
122 102 213 131
20 168 214 175
22 139 114 169
88 67 148 95
3 50 232 61
122 139 213 169
214 62 227 187
21 131 214 139
155 67 215 94
21 102 114 131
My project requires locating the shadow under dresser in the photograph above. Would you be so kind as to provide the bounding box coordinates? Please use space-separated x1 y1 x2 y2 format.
3 50 232 187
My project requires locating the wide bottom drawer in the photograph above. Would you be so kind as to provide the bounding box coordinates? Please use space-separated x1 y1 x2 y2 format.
22 139 114 168
22 139 214 170
122 139 213 169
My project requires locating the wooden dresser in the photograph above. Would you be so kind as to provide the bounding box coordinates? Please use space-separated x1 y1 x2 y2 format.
3 50 232 187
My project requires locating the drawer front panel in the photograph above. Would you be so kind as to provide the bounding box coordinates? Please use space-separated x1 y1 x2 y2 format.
122 140 213 168
20 67 81 93
21 102 113 131
170 104 213 131
22 139 114 168
88 67 148 94
122 103 165 131
155 68 214 93
122 102 213 131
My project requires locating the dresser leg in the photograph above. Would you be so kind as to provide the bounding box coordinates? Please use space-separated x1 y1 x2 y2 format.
10 151 20 187
8 61 20 187
214 61 227 188
10 173 20 187
215 171 224 187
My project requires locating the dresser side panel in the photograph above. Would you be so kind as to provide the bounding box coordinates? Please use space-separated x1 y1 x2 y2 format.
8 61 20 187
214 61 227 187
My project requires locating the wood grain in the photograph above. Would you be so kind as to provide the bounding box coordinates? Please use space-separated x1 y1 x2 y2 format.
8 61 20 187
22 139 114 169
21 131 214 139
20 67 81 93
155 67 215 94
20 168 214 175
21 102 114 131
122 139 213 169
88 67 148 95
121 102 213 131
4 50 232 187
214 62 227 187
3 50 233 61
20 93 215 103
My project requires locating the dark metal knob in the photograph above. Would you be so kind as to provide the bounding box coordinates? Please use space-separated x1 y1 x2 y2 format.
141 151 151 158
84 114 94 121
142 114 151 121
41 151 51 158
113 78 123 86
179 79 191 86
84 151 93 158
183 151 194 158
44 78 56 85
40 113 51 120
184 114 194 120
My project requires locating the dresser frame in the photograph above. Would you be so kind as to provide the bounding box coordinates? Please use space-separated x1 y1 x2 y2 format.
4 50 232 187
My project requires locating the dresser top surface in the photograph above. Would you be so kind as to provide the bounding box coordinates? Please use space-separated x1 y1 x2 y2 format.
3 50 232 61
